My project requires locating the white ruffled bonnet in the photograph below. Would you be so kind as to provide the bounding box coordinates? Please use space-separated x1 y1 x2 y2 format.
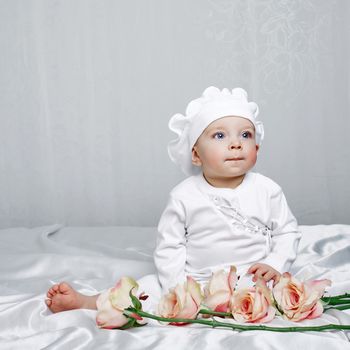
168 86 264 176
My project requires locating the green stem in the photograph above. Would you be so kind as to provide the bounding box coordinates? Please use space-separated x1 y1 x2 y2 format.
199 309 232 317
324 299 350 306
325 305 350 311
321 293 350 310
322 293 350 301
129 309 350 333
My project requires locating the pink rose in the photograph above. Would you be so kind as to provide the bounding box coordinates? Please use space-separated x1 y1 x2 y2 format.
202 266 237 312
230 279 276 323
158 276 203 324
272 272 332 322
96 276 142 329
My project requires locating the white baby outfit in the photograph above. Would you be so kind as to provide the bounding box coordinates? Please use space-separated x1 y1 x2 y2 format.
154 171 301 292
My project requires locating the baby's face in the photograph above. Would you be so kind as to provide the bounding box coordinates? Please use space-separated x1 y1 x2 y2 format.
192 116 259 185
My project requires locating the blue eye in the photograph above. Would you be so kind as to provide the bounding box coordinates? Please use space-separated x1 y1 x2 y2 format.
213 132 225 140
242 131 252 139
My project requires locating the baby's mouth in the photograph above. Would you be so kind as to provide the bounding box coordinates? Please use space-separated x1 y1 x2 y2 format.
225 157 244 161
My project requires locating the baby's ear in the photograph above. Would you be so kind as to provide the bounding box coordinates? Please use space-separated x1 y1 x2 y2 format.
191 147 202 167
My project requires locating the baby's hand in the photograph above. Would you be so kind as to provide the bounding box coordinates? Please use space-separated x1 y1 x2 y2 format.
247 263 281 287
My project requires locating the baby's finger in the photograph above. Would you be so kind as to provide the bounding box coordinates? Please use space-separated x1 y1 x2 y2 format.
272 274 281 287
248 264 263 274
252 268 269 281
261 271 275 282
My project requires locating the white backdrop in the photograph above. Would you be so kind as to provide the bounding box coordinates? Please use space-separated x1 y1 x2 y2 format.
0 0 349 228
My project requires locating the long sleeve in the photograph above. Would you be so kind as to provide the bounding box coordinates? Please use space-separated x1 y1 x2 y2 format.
154 196 187 293
260 186 301 273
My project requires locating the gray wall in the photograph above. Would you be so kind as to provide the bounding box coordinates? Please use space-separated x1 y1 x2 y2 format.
0 0 349 228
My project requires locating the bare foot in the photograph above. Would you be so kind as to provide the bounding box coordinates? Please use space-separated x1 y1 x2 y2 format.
45 282 98 313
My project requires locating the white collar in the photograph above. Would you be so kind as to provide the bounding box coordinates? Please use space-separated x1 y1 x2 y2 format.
195 172 254 197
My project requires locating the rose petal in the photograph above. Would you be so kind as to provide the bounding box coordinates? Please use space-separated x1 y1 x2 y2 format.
287 309 312 322
233 311 249 323
157 277 202 322
96 288 129 328
306 301 324 320
158 292 177 318
96 310 129 329
304 279 332 298
207 270 230 295
256 305 276 323
186 276 203 306
174 284 186 311
228 266 238 293
110 277 138 310
176 292 199 319
202 290 231 311
214 301 230 313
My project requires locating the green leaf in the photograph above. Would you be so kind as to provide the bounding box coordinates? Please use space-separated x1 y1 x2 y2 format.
320 299 330 307
129 289 142 310
119 318 136 330
133 321 148 328
121 307 146 329
123 307 137 317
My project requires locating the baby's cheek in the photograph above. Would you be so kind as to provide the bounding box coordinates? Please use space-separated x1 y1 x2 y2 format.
207 149 223 164
246 151 258 166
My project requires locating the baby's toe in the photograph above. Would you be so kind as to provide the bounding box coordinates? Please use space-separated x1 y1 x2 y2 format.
45 298 52 306
58 282 72 294
52 284 60 292
47 285 59 297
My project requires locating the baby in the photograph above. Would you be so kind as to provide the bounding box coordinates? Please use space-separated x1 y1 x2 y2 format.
46 86 301 313
154 86 301 292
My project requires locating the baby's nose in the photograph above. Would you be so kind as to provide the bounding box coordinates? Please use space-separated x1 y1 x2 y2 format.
229 142 242 150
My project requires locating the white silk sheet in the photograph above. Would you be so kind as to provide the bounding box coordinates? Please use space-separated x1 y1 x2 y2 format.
1 224 350 349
